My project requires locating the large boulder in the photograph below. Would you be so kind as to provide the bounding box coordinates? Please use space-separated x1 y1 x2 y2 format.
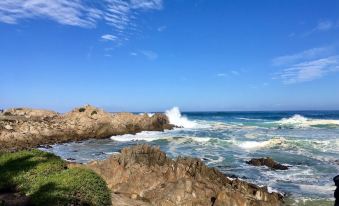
85 145 284 206
246 157 288 170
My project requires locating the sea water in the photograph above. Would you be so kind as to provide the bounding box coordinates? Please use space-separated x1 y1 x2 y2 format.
41 107 339 205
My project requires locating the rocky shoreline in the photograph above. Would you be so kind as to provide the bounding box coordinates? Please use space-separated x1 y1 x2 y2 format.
80 144 284 206
0 105 173 151
0 105 285 205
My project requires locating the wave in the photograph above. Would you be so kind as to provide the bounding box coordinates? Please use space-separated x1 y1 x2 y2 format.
236 138 285 150
165 107 198 128
111 131 211 143
276 114 339 128
111 131 166 142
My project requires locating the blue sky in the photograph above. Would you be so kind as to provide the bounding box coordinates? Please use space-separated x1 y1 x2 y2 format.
1 0 339 112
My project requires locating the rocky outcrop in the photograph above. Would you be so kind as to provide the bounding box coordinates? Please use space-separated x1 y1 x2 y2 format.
84 145 284 206
246 157 288 170
0 105 173 151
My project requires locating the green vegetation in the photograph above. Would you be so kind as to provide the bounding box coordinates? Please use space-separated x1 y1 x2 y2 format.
78 108 86 112
0 150 111 206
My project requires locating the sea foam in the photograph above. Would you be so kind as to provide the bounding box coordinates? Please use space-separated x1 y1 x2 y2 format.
276 114 339 128
165 107 197 128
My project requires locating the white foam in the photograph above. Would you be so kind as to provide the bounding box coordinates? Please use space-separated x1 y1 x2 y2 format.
267 186 280 194
277 114 339 128
139 113 154 117
165 107 197 128
111 131 166 142
237 138 285 150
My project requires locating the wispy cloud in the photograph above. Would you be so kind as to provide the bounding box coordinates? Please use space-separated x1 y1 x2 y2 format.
273 47 339 84
140 50 158 60
303 20 339 36
157 25 166 32
0 0 163 41
217 70 241 77
101 34 118 41
272 47 331 66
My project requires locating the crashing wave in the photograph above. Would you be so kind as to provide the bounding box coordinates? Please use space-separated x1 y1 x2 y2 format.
276 114 339 128
237 138 285 150
165 107 197 128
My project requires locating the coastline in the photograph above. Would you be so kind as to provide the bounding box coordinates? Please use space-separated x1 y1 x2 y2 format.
0 105 285 205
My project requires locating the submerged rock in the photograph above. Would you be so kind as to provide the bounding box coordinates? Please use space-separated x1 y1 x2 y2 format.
246 157 288 170
84 145 284 206
0 105 174 151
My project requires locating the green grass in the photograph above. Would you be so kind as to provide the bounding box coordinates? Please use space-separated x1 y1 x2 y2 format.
0 150 111 206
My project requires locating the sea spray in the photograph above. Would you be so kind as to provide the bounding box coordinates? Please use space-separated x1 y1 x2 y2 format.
276 114 339 128
165 107 197 128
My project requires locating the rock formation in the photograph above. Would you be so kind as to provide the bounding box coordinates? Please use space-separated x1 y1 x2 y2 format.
83 145 284 206
0 105 173 151
246 157 288 170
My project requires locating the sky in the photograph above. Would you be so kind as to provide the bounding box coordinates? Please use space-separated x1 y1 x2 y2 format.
1 0 339 112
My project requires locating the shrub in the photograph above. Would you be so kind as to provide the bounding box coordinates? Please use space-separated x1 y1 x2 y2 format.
91 111 97 115
0 150 111 206
79 108 86 112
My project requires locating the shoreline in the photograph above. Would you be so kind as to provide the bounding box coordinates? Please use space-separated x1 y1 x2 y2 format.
0 105 285 205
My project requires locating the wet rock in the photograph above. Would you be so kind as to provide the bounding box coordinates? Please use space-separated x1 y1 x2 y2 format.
0 105 173 151
247 157 288 170
84 145 284 206
38 144 52 149
334 175 339 206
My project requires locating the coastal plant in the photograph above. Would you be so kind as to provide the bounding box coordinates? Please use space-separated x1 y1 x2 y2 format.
0 149 111 206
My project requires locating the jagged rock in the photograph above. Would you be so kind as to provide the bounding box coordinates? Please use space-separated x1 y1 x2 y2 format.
84 145 284 206
246 157 288 170
0 105 173 151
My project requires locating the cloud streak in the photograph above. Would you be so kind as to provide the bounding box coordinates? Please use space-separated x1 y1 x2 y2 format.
0 0 163 41
101 34 118 41
273 47 339 84
303 19 339 36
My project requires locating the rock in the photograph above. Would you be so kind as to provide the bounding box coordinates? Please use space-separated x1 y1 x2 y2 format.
4 125 13 130
84 145 284 206
334 175 339 206
246 157 288 170
0 105 173 151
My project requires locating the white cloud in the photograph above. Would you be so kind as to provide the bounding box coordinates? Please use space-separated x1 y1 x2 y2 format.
217 73 226 77
140 50 158 60
315 20 334 31
273 47 339 84
231 70 239 75
0 0 101 27
130 0 163 10
272 47 331 66
303 20 339 36
0 0 163 41
130 52 137 56
101 34 118 41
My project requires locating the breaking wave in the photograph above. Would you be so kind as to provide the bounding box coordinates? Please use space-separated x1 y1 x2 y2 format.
276 114 339 128
236 138 285 150
165 107 198 128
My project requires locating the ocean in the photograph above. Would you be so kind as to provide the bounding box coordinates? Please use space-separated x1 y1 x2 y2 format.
42 108 339 205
